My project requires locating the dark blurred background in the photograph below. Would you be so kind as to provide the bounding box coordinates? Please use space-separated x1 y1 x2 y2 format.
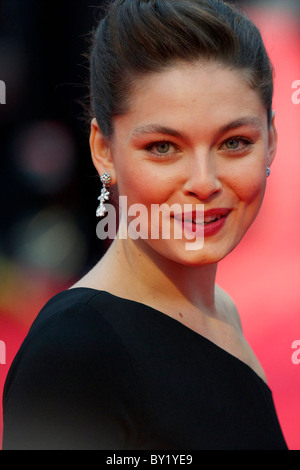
0 1 107 293
0 0 299 449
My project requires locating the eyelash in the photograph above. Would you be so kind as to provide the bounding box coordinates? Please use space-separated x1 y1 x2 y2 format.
222 137 252 153
144 137 253 157
145 140 179 157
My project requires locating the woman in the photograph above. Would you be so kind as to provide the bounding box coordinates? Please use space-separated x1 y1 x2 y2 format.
2 0 288 450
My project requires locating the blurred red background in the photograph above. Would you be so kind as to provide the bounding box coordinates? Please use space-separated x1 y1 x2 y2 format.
217 6 300 450
0 2 299 450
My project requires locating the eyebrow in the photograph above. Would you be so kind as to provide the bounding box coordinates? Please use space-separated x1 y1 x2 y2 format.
219 117 263 134
131 117 263 140
131 124 184 139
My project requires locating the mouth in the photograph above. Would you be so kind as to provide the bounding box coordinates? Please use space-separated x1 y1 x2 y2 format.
174 208 231 225
202 208 232 225
202 214 224 225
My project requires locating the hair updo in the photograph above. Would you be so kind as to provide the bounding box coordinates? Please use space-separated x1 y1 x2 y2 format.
88 0 273 138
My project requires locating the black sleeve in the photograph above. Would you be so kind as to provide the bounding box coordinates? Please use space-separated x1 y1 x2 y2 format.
2 303 142 450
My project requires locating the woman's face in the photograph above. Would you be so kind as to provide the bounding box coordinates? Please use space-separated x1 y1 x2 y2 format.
97 61 277 265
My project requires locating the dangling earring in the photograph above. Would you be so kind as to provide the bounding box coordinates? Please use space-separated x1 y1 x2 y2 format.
96 172 112 217
266 166 271 177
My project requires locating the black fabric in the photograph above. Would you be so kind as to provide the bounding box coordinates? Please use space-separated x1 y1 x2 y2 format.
2 288 288 450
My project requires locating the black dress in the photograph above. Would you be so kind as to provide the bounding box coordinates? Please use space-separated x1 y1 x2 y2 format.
2 288 288 450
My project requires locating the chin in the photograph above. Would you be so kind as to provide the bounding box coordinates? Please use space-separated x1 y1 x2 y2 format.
147 239 231 267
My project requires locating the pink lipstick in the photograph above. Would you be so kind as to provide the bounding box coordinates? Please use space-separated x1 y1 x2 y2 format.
173 208 231 238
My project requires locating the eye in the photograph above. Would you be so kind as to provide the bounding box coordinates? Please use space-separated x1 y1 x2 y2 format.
145 140 179 157
221 137 252 152
226 139 240 150
155 142 171 153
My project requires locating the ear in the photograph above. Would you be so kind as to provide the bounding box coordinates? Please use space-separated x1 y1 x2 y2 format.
267 111 278 167
89 118 117 183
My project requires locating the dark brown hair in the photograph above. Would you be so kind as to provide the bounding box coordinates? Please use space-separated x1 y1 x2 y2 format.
88 0 274 137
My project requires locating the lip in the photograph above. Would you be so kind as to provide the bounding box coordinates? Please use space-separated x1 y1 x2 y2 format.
173 208 231 238
203 208 231 217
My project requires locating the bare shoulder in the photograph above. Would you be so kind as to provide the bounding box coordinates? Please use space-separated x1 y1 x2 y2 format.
215 285 243 332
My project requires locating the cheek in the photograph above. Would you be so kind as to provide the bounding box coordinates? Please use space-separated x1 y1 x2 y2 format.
116 163 176 207
229 170 267 232
116 164 180 240
225 155 267 206
236 172 266 206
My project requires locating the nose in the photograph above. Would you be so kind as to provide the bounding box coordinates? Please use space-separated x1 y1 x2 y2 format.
183 150 222 201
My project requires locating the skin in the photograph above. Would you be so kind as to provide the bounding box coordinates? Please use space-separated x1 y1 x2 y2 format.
72 61 277 382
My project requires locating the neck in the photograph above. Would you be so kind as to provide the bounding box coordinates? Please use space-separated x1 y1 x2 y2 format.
103 234 218 314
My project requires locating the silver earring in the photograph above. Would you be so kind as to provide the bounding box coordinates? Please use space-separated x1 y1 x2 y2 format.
266 166 271 177
96 172 112 217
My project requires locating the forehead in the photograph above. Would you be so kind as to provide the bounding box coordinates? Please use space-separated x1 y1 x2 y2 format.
115 61 267 136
